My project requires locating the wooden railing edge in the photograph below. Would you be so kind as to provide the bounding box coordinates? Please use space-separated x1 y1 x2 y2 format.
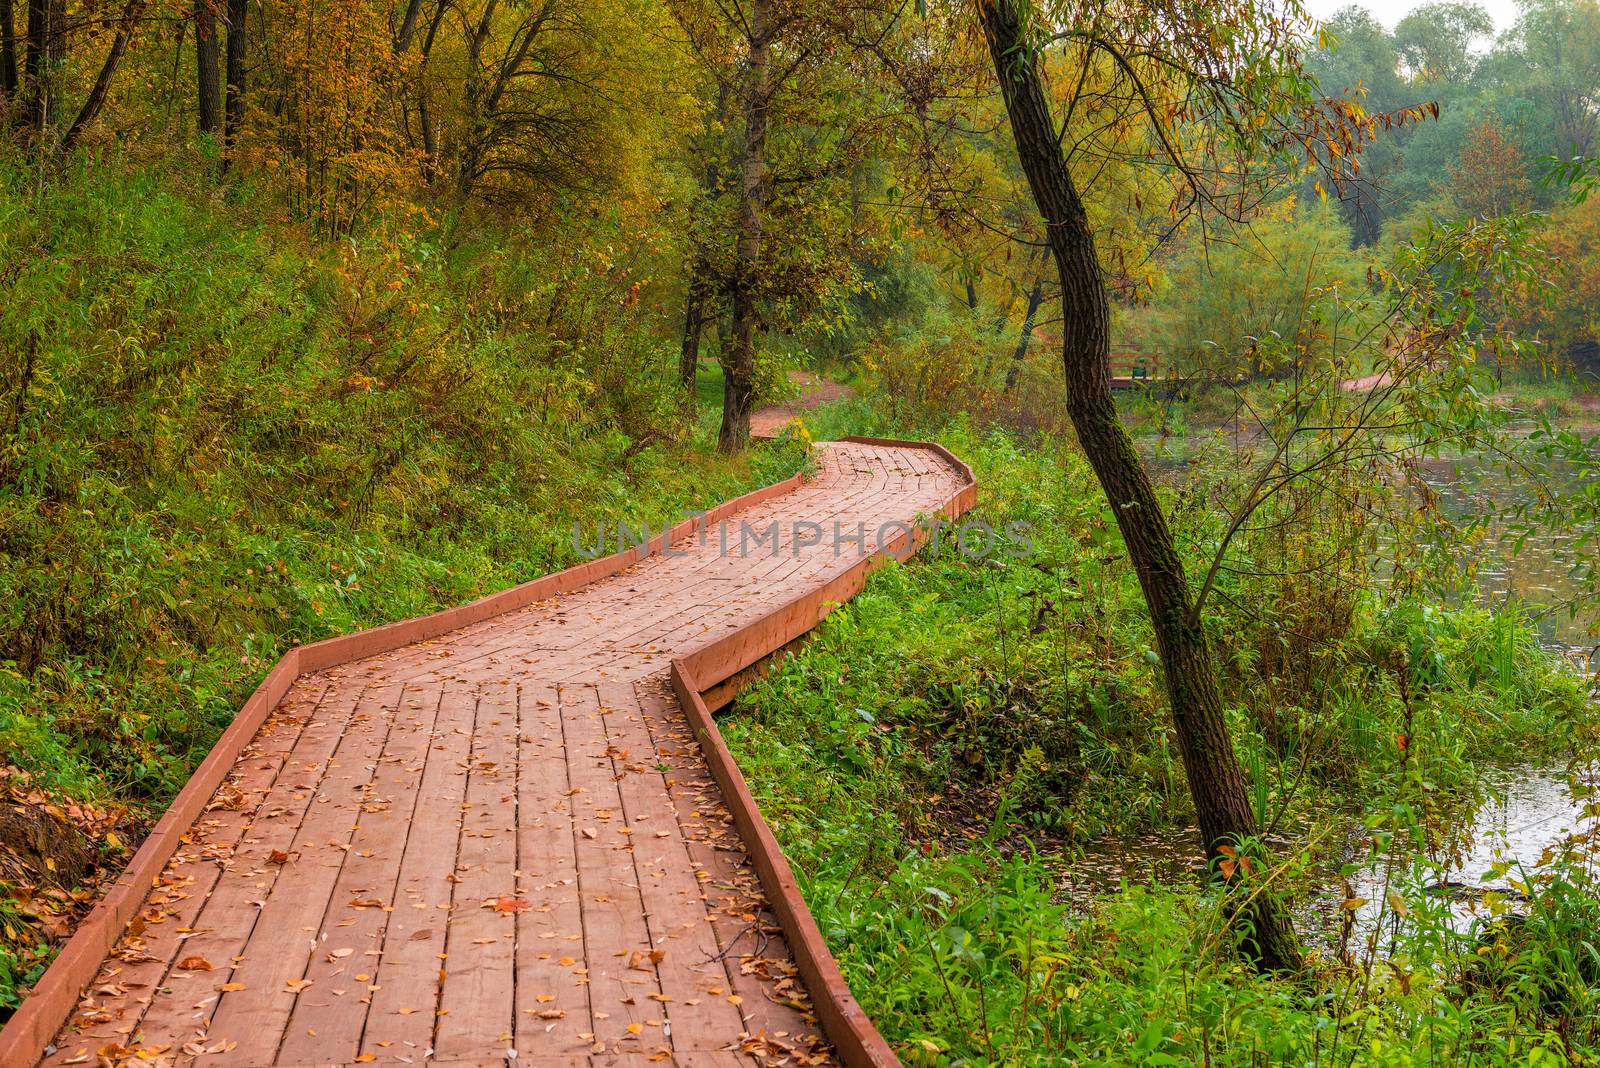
669 435 977 1068
2 436 977 1067
1 460 823 1065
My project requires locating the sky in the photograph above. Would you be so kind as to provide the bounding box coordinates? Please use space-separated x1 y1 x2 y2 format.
1302 0 1522 33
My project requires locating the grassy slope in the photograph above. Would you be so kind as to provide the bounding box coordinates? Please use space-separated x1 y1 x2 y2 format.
0 160 804 1003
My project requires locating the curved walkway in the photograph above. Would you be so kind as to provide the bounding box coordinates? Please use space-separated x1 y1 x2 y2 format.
27 441 970 1068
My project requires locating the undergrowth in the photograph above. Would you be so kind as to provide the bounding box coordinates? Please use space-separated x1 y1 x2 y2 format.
0 159 805 1004
725 421 1598 1065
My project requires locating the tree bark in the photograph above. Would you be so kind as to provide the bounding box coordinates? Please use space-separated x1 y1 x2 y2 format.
222 0 246 152
394 0 426 52
0 0 17 108
1005 248 1048 393
195 0 220 135
682 82 729 394
976 0 1301 972
680 256 712 390
719 0 773 453
59 0 148 155
24 0 63 132
416 0 446 180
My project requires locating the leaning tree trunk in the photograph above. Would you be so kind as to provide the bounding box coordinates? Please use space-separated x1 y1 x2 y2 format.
680 257 712 390
393 0 426 52
976 0 1301 972
195 0 221 135
718 0 772 453
1005 247 1049 393
222 0 246 153
59 0 148 154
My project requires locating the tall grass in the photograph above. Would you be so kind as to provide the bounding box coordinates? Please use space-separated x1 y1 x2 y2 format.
723 419 1596 1066
0 159 805 1003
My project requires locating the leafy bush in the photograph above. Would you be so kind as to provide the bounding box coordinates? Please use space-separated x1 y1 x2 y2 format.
0 160 801 983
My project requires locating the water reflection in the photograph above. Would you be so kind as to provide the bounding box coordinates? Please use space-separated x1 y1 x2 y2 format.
1417 455 1599 655
1054 433 1600 945
1318 765 1597 958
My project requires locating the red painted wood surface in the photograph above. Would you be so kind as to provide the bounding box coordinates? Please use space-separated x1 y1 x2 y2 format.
9 439 974 1068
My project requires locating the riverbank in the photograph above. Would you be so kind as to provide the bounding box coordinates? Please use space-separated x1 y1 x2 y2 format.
719 404 1600 1065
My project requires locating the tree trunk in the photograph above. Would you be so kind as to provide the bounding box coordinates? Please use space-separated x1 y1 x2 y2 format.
1005 248 1048 393
976 0 1301 972
195 0 220 135
682 82 729 395
394 0 425 52
59 0 148 155
0 0 17 108
222 0 246 152
416 0 446 180
680 257 711 390
24 0 63 132
719 0 772 453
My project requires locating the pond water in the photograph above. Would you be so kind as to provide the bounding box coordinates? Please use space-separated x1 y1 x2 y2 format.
1311 764 1597 958
1419 451 1600 657
1057 426 1600 946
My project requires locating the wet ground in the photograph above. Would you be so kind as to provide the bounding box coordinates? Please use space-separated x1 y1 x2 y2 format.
1054 428 1600 949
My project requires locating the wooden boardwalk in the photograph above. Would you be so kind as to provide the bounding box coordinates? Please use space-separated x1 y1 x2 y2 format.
36 441 967 1068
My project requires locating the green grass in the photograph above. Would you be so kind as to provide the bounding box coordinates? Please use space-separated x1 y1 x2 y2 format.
722 419 1598 1066
0 159 807 1005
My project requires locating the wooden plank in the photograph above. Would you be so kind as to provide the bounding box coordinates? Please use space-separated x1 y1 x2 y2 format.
194 681 406 1064
597 678 746 1055
38 685 323 1066
434 680 521 1061
358 685 479 1064
128 681 364 1055
513 683 594 1057
275 685 446 1065
558 683 663 1056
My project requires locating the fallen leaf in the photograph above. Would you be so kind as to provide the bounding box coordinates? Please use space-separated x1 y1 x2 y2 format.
492 897 532 914
178 956 213 972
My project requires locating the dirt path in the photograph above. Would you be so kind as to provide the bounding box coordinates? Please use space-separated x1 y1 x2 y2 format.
749 373 853 440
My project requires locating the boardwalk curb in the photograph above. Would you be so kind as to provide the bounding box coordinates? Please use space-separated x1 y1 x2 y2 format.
670 436 975 1068
2 437 975 1068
